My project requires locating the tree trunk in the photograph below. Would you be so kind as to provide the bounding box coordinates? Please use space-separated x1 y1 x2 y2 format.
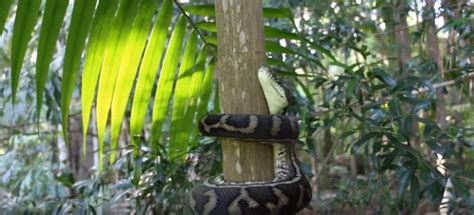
393 0 411 76
425 0 447 130
69 114 95 180
215 0 273 182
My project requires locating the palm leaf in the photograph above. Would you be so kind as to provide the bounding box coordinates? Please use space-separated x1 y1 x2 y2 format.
81 0 119 154
169 30 198 160
184 45 208 147
61 0 97 141
130 0 173 152
150 15 186 145
95 0 141 169
0 0 13 35
36 0 69 121
11 0 42 103
109 0 159 162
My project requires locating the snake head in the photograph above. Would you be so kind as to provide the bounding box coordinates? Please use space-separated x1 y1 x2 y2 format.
258 66 290 115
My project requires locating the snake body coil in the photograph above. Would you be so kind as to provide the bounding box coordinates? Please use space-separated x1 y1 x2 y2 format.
189 67 312 215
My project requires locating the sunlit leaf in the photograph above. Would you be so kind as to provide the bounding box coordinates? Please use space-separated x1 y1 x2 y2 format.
110 0 158 162
130 0 173 151
11 0 42 102
169 30 198 160
196 58 215 118
150 16 186 144
81 0 120 153
95 0 141 169
36 0 69 121
183 4 215 17
186 46 208 147
61 0 96 141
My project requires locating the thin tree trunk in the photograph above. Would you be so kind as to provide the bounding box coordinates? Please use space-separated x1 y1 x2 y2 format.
215 0 273 182
425 0 447 130
393 0 411 76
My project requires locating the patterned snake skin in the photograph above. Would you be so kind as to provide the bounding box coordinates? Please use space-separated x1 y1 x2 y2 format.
188 67 312 215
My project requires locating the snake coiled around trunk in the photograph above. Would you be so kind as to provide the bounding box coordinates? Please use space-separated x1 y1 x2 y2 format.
188 67 312 215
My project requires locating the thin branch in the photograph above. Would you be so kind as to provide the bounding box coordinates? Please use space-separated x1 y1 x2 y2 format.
173 0 217 57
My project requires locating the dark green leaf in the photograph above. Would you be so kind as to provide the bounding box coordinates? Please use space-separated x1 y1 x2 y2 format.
398 169 413 202
36 0 69 120
351 131 381 153
0 0 13 34
410 176 420 210
11 0 42 102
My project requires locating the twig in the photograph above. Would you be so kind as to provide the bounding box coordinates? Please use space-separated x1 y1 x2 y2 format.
172 0 217 57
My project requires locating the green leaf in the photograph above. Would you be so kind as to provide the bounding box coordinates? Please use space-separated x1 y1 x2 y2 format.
411 99 433 113
109 0 158 162
36 0 69 121
450 176 470 200
183 4 215 17
0 0 13 34
351 131 381 153
130 0 173 151
95 0 141 169
263 7 293 19
169 30 198 160
195 21 216 32
410 176 420 210
264 26 299 40
398 169 413 202
186 46 208 147
61 0 96 141
265 40 294 54
11 0 42 102
196 58 216 118
388 97 402 116
81 0 120 154
150 15 187 144
372 68 396 88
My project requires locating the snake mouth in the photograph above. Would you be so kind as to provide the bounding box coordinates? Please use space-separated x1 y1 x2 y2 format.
258 66 289 115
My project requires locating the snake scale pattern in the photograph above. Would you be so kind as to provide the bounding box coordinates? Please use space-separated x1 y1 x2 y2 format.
189 66 312 215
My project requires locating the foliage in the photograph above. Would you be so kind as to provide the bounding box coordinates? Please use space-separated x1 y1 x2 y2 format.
0 134 69 213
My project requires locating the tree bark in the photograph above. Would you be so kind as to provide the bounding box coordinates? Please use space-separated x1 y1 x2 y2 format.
425 0 447 130
393 0 411 76
215 0 273 182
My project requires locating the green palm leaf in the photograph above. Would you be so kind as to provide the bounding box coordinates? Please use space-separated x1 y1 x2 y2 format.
95 0 141 169
81 0 120 154
0 0 13 35
109 0 159 162
36 0 69 121
61 0 97 141
169 30 198 160
150 15 186 145
11 0 42 103
186 46 210 146
130 0 173 152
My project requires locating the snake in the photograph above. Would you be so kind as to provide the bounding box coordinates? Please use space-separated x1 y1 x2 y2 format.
188 66 312 215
